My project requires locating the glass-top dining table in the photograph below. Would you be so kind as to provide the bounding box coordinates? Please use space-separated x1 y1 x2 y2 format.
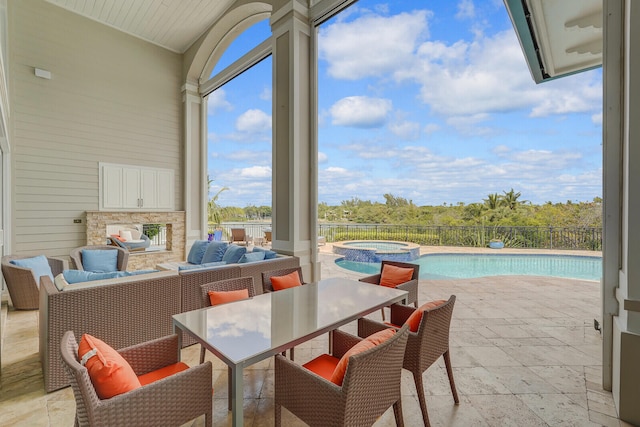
172 277 408 427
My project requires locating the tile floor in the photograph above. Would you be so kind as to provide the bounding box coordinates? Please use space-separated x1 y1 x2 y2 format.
0 246 630 426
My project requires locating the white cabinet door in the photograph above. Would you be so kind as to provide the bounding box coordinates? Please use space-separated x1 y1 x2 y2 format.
102 165 123 209
122 167 141 209
140 169 157 209
100 163 174 211
156 170 174 209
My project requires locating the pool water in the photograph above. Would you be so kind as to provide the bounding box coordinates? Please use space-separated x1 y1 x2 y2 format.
336 253 602 281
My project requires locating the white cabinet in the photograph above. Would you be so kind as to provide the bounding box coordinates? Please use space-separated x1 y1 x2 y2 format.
100 163 174 211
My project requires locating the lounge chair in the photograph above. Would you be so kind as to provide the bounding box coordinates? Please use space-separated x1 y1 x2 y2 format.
230 228 249 246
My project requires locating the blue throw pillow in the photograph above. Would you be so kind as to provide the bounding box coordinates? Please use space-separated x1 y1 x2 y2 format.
201 241 228 263
10 255 54 284
187 240 210 264
221 244 247 264
251 247 278 259
82 249 118 273
238 251 266 263
63 270 127 284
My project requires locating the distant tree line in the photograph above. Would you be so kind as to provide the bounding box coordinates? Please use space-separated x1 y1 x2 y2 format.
213 189 602 229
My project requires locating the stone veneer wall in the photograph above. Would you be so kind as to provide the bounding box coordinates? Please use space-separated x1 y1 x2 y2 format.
85 211 185 270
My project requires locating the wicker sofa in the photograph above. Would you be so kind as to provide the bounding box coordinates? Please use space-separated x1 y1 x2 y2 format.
39 254 300 392
39 271 182 392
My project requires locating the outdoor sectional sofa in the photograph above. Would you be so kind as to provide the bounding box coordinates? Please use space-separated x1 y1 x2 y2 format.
39 252 300 392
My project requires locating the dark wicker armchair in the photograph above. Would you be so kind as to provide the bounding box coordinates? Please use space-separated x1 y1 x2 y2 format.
358 296 459 427
1 255 68 310
60 331 213 427
261 266 304 293
275 326 409 427
359 260 420 320
69 245 128 271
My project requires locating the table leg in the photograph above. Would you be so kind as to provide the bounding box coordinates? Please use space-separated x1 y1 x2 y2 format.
230 365 244 427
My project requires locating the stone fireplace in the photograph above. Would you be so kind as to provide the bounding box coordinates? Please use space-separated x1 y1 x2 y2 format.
85 211 185 270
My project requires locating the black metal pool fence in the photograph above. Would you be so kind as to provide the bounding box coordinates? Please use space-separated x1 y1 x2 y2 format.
211 223 602 251
317 224 602 251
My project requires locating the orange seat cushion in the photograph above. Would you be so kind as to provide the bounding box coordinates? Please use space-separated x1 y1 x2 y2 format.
271 271 302 291
138 362 190 386
78 334 141 399
379 264 414 287
208 288 250 306
330 328 396 386
406 300 447 332
303 353 341 382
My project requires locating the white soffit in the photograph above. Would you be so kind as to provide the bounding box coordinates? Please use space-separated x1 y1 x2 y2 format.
45 0 236 53
526 0 602 78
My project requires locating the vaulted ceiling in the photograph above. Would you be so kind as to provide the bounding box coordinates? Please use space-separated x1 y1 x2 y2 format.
45 0 237 53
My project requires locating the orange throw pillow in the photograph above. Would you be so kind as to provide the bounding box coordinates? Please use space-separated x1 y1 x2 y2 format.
330 328 396 386
271 271 302 291
406 300 447 332
379 264 414 287
78 334 141 399
208 289 250 306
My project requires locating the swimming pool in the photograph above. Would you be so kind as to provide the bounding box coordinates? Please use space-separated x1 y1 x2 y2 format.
335 253 602 281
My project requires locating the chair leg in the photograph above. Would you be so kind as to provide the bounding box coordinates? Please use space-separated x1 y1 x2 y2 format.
443 350 460 404
289 347 295 361
381 307 386 321
275 403 282 427
413 371 431 427
393 398 405 427
200 345 206 364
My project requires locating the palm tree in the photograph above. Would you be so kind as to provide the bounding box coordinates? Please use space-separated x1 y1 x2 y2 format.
207 176 229 227
483 193 501 210
502 188 525 210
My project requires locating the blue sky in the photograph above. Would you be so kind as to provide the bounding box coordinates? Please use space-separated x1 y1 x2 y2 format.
207 0 602 208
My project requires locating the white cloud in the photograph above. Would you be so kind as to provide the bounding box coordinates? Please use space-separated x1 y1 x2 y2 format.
456 0 475 20
318 152 328 163
260 86 271 101
592 112 603 125
207 89 233 114
240 166 271 178
389 120 421 140
318 11 431 80
235 109 272 133
330 96 392 127
423 123 441 135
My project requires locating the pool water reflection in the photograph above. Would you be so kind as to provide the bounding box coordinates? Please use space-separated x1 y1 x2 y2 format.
336 253 602 281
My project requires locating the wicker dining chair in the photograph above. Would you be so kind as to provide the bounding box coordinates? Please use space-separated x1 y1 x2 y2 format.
261 266 305 293
359 260 420 321
358 295 459 427
199 276 256 363
60 331 213 427
275 325 409 427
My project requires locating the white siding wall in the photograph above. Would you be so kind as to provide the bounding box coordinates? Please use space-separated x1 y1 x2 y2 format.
9 0 183 257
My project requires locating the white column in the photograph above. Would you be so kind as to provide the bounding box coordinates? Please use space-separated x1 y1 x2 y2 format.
270 1 319 281
605 0 640 423
182 82 207 253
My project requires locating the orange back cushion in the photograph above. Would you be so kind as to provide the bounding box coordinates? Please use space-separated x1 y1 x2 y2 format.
271 270 302 291
78 334 141 399
406 299 447 332
330 328 396 386
379 264 414 287
208 288 250 306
